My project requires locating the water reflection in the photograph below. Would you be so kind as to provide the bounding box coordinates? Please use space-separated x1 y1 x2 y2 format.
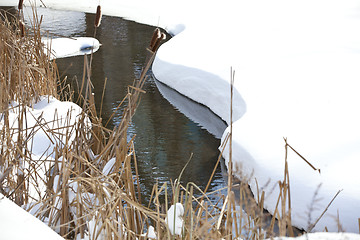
18 7 227 202
23 6 86 37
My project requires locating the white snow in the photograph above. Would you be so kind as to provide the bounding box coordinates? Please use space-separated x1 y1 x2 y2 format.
0 95 90 237
23 5 101 59
2 0 360 234
165 203 184 236
140 204 184 239
146 226 157 239
140 226 157 239
102 157 116 175
271 232 360 240
42 37 101 60
0 193 64 240
4 96 87 160
118 0 360 233
0 96 89 200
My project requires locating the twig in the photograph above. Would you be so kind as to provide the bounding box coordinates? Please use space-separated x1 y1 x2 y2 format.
285 138 321 174
307 189 343 232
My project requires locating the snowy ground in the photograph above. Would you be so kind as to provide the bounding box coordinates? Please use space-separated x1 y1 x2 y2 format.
2 0 360 234
272 232 360 240
0 193 64 240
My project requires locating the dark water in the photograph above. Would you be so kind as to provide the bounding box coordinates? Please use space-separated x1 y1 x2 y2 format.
19 7 228 202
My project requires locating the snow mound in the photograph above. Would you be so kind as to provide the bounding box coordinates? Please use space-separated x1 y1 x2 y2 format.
0 193 64 239
0 96 90 200
42 37 101 59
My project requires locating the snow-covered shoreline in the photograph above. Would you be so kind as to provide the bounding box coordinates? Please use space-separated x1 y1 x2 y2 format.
2 0 360 234
139 0 360 232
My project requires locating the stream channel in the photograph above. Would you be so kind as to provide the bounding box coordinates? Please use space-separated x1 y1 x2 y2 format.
19 6 229 204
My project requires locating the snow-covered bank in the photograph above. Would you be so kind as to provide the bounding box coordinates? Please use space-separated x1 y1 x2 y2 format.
2 0 360 234
154 1 360 233
0 193 64 240
154 1 360 232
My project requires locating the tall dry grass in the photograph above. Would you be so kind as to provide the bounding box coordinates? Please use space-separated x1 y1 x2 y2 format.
0 7 58 206
0 6 162 238
0 5 339 240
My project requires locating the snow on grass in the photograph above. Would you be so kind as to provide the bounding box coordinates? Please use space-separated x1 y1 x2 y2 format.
2 96 88 160
0 95 90 209
165 203 184 236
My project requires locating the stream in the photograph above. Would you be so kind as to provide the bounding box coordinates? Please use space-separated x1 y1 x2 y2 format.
18 6 228 203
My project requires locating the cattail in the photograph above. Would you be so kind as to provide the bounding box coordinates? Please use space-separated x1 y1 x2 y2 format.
18 0 24 11
19 20 25 37
152 31 166 52
94 5 102 28
149 28 160 51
